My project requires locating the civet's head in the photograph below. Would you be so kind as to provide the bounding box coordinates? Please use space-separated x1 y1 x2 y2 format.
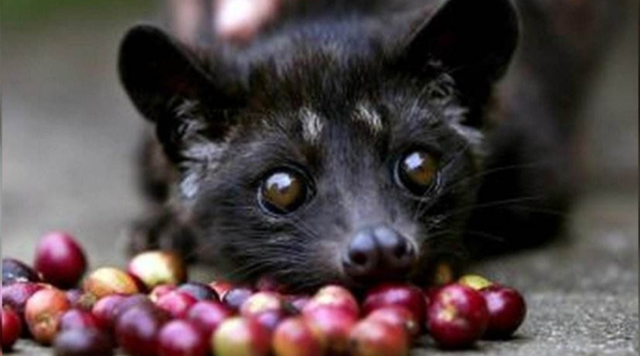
119 0 519 291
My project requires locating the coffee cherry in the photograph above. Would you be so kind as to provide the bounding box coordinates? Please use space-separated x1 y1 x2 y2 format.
77 294 100 312
2 258 41 285
186 301 234 336
53 328 113 356
303 285 359 319
158 320 209 356
349 318 409 356
213 317 271 356
127 251 187 290
209 281 233 299
222 287 254 312
178 282 219 301
427 284 489 349
366 306 420 339
83 267 139 298
458 274 493 291
273 317 322 356
304 306 357 355
58 309 100 332
91 294 127 331
156 291 198 319
363 284 426 325
2 307 22 350
114 295 155 320
149 284 177 302
2 227 533 355
25 288 71 344
2 282 45 328
129 273 150 294
480 285 526 339
423 286 441 309
316 285 356 301
240 292 283 317
115 305 170 356
34 232 88 289
253 309 288 332
65 289 91 311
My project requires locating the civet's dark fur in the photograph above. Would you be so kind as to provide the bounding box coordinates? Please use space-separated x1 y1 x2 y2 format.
119 0 622 290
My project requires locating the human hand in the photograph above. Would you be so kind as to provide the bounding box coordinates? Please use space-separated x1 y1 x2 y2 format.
214 0 283 42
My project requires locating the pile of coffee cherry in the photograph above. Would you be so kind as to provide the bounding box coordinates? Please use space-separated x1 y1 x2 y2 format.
2 232 526 356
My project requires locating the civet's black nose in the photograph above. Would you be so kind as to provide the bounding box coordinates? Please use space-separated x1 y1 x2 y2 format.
342 225 417 282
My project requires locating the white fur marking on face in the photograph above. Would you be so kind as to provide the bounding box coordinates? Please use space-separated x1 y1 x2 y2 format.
175 99 231 164
300 108 324 144
180 172 201 199
354 104 383 133
445 106 486 158
179 141 228 200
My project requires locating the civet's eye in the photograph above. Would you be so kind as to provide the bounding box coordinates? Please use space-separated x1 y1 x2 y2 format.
258 168 310 215
395 150 439 196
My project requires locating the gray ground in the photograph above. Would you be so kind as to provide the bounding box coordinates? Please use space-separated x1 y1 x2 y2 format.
2 1 638 355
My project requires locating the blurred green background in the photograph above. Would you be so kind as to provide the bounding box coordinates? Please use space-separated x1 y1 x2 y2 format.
2 0 154 23
2 0 160 266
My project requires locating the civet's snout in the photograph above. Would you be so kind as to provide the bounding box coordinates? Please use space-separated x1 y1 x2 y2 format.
341 225 417 284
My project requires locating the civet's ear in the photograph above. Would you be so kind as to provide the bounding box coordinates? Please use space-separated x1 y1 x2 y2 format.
397 0 519 98
119 25 241 164
119 25 215 122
